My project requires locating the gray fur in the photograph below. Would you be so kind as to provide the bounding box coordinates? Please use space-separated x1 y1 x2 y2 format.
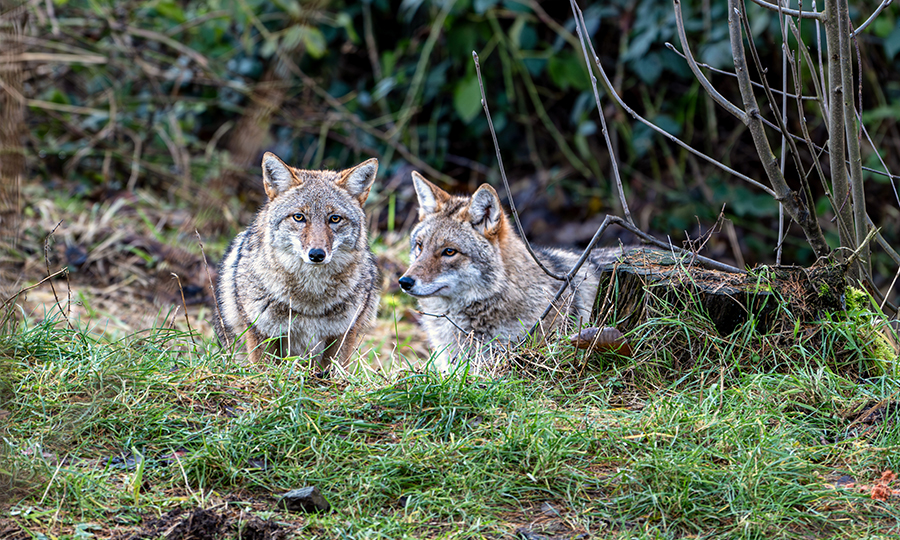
215 154 382 371
399 173 623 371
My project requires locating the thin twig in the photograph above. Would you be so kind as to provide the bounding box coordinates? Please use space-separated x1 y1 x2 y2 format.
738 5 813 210
857 111 900 208
663 43 818 101
728 0 831 257
569 0 633 225
880 264 900 313
668 27 899 187
852 0 893 37
171 273 197 347
570 1 775 197
525 215 746 341
784 18 833 203
747 0 823 18
416 310 467 334
776 1 787 266
473 51 565 281
43 220 71 328
1 268 67 311
845 225 879 269
673 0 747 121
196 230 229 349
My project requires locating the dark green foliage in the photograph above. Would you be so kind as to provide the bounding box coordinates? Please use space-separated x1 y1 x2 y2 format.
20 0 900 268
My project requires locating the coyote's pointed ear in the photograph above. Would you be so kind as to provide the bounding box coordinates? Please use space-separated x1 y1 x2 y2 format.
468 184 504 237
411 171 451 219
337 158 378 205
261 152 296 200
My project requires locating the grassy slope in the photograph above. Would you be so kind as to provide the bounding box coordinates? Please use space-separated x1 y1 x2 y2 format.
1 186 898 538
1 308 898 539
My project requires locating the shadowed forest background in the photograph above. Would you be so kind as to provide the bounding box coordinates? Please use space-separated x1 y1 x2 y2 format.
1 0 900 331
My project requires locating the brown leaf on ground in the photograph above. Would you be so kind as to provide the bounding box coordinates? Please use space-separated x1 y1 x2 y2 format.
870 470 898 501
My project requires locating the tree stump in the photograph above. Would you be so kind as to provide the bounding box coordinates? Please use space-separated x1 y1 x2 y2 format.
592 248 847 335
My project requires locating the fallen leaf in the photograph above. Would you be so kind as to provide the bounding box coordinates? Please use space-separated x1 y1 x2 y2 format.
569 327 632 357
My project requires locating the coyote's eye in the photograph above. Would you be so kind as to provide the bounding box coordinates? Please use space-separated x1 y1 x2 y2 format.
413 242 422 257
329 215 342 223
292 213 305 223
442 248 457 257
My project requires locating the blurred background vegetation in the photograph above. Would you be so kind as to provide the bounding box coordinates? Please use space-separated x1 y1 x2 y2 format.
2 0 900 291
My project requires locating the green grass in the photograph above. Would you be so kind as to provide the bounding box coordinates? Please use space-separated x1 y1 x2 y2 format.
1 306 899 539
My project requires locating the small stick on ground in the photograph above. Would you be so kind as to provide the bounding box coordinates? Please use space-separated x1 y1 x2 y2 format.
43 220 71 328
171 272 197 347
196 230 229 349
1 268 67 312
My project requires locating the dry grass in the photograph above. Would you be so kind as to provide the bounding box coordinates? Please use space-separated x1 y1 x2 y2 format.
2 183 430 370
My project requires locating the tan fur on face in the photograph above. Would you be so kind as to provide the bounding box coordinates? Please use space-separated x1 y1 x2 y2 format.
400 172 625 372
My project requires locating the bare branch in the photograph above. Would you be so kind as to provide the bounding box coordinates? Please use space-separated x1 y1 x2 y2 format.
870 216 900 267
824 0 854 255
782 17 834 218
728 0 831 257
786 19 827 121
673 0 747 121
738 5 811 200
814 0 828 115
747 0 823 19
473 51 565 282
569 0 633 226
664 43 818 101
837 0 869 273
852 0 893 37
776 2 788 266
858 111 900 208
570 1 776 197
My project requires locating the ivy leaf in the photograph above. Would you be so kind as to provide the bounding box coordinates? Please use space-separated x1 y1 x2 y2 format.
153 0 185 23
260 36 279 58
548 53 589 91
302 26 327 58
473 0 498 14
885 27 900 60
453 76 482 124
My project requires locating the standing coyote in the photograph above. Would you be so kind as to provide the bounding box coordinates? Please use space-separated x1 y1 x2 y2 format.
398 172 621 370
215 152 381 371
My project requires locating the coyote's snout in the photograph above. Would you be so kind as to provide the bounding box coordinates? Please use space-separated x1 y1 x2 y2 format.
400 171 622 371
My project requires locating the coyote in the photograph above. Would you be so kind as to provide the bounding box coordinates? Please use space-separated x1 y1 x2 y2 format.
214 152 381 371
398 172 621 370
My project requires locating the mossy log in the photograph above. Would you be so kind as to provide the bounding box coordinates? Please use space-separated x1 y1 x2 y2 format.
592 248 847 335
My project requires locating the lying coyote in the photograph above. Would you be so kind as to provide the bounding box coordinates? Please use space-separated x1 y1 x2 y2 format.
399 172 621 370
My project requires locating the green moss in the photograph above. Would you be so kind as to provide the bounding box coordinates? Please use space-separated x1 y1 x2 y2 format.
845 287 871 311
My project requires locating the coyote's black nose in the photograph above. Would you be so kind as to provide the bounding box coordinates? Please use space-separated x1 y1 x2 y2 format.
398 276 415 291
309 249 326 263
